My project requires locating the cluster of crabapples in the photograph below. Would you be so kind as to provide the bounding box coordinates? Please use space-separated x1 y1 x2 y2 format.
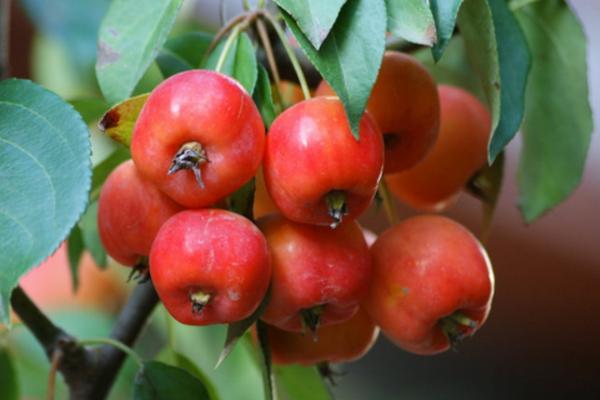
97 50 495 364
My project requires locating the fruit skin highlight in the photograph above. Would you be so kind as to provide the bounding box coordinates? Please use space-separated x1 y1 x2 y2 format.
263 97 383 227
257 214 372 333
385 85 491 211
364 215 494 355
316 51 440 173
131 70 265 208
150 209 271 326
98 160 182 267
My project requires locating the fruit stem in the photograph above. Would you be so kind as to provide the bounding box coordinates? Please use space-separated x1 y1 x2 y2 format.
260 11 311 100
439 311 478 350
189 290 211 315
325 190 348 229
378 180 400 226
78 337 144 368
168 142 209 189
300 305 324 341
215 23 242 73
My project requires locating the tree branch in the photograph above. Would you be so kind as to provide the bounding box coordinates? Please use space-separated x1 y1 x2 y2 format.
0 0 11 79
11 280 159 399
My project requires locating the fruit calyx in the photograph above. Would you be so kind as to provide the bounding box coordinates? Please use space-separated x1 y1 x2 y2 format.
439 311 478 349
325 190 348 229
300 305 324 341
168 142 209 189
189 290 212 315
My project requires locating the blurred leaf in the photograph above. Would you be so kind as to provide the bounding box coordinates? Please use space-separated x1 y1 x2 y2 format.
20 0 110 70
253 66 277 129
0 79 91 324
157 32 213 79
158 349 220 400
96 0 183 104
273 0 347 50
90 147 131 200
98 93 150 147
205 32 258 95
515 0 593 222
216 287 270 368
0 347 19 400
487 0 531 162
66 225 84 290
466 152 505 241
275 365 332 400
134 361 211 399
228 179 256 221
256 320 274 400
283 0 386 138
69 98 109 124
430 0 463 61
386 0 437 46
78 201 107 268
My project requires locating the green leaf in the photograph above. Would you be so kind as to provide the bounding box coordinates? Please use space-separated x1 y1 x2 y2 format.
78 201 107 268
515 0 593 222
96 0 183 104
90 147 131 200
487 0 531 162
69 98 109 124
205 32 258 95
274 365 332 400
430 0 463 61
158 349 220 400
253 66 277 129
157 32 213 78
457 0 500 160
273 0 347 50
134 361 211 400
0 79 91 324
98 93 150 147
67 225 84 290
0 347 19 400
385 0 437 46
283 0 386 138
227 179 256 221
466 151 505 241
216 286 270 368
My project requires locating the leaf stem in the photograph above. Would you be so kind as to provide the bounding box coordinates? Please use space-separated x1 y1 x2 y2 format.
215 23 242 73
260 11 311 100
79 337 144 368
202 12 247 66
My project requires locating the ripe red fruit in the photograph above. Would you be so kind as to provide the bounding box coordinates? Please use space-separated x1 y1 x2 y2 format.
257 214 372 334
263 97 383 228
131 70 265 208
150 209 271 325
98 160 182 266
385 85 491 211
364 215 494 355
316 51 440 174
265 307 379 366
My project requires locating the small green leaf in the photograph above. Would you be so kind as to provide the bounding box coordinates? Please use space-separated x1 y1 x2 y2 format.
487 0 531 162
274 365 332 400
430 0 463 62
515 0 593 222
228 179 256 221
90 147 131 200
96 0 183 104
273 0 347 50
158 349 220 400
0 347 19 400
253 66 277 129
466 152 505 241
67 225 84 290
78 201 107 268
386 0 437 46
69 98 109 124
134 361 211 400
283 0 386 138
98 93 150 147
216 287 270 368
0 79 91 324
157 32 213 78
205 32 258 95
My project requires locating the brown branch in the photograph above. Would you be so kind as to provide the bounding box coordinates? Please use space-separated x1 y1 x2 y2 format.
0 0 11 79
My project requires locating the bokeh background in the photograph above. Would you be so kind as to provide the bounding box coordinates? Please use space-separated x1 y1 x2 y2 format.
4 0 598 399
